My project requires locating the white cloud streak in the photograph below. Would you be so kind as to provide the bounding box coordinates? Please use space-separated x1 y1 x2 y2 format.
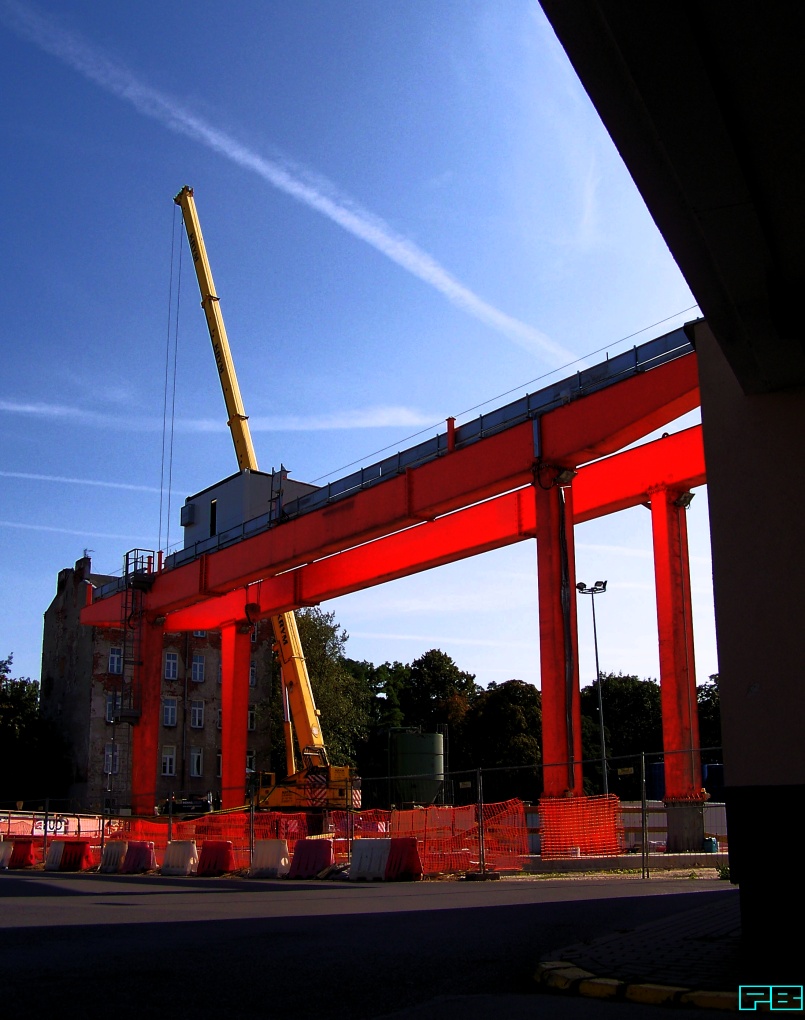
0 398 432 433
0 519 152 541
0 470 161 492
0 0 576 365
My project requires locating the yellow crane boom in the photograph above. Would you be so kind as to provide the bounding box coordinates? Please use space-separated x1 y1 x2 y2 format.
174 185 332 784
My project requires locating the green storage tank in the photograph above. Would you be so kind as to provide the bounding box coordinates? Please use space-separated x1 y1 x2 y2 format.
391 730 444 806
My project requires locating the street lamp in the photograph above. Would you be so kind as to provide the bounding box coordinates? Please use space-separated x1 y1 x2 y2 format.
576 580 609 795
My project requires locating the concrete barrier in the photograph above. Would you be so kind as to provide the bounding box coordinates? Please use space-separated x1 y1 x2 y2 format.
249 839 290 878
120 840 157 874
349 839 391 880
0 840 15 869
44 841 66 871
100 840 128 873
197 840 235 876
161 840 199 876
287 838 334 879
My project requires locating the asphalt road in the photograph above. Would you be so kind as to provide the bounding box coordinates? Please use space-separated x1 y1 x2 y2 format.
0 872 732 1019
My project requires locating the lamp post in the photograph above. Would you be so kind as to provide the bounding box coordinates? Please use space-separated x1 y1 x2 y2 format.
577 580 609 795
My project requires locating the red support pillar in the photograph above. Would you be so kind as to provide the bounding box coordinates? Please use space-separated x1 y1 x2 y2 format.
535 476 584 796
220 623 251 808
650 487 702 799
130 620 163 815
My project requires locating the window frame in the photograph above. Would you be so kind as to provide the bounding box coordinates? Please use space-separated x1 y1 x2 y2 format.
163 697 178 728
104 742 119 775
105 691 122 723
164 651 179 681
191 654 205 683
190 699 205 729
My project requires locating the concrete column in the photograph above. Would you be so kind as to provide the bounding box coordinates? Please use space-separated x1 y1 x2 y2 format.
695 320 805 975
535 478 583 796
220 623 251 809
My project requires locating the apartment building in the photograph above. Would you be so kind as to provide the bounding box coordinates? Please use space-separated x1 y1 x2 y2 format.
40 556 274 814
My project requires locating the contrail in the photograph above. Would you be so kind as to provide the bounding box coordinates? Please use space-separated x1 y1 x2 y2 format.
0 397 433 432
0 0 576 366
0 519 153 541
0 470 162 493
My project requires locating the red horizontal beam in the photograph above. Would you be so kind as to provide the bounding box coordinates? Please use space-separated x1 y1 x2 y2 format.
82 355 701 629
541 353 699 463
163 426 706 631
573 424 705 522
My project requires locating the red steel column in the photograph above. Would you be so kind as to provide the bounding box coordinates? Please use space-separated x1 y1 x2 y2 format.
220 623 251 808
650 487 702 799
130 620 163 815
535 476 584 796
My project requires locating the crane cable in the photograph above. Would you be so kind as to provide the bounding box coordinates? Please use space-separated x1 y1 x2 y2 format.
159 206 183 556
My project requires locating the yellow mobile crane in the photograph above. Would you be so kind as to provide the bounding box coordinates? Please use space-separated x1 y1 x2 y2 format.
174 186 358 811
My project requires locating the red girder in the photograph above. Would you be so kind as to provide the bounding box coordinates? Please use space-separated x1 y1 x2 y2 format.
82 353 700 631
85 424 706 633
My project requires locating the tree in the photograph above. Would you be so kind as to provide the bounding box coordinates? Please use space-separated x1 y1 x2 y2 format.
463 680 542 801
580 672 663 797
398 649 479 731
465 680 542 768
697 674 722 754
0 654 70 804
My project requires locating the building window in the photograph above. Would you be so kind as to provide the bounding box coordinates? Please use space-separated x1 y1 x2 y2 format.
190 746 203 778
190 700 204 729
192 654 205 683
163 697 177 728
246 750 256 772
249 660 256 687
164 651 178 680
104 743 119 775
105 692 122 723
108 647 123 675
217 660 222 685
247 706 256 731
162 745 176 777
216 751 222 778
193 630 207 638
217 708 222 730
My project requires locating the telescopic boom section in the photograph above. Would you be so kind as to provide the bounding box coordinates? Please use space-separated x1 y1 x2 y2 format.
174 185 328 772
174 186 258 472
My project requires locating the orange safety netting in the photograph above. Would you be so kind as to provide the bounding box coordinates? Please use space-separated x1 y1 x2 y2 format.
538 794 624 859
1 800 534 875
327 802 528 875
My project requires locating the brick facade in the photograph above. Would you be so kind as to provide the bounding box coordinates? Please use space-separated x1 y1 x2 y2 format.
40 557 273 814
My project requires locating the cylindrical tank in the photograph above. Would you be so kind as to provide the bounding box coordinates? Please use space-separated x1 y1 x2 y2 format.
391 730 444 806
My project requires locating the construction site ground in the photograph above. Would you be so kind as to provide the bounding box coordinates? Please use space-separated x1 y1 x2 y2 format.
0 865 748 1018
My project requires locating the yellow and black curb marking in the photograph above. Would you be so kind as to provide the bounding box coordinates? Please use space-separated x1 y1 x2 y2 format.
534 960 738 1011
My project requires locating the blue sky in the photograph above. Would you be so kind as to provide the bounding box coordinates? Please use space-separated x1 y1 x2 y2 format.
0 1 714 689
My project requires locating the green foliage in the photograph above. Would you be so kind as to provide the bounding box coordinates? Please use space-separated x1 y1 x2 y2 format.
465 680 542 769
399 648 479 732
580 672 662 796
0 654 39 738
0 654 71 804
697 674 722 751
